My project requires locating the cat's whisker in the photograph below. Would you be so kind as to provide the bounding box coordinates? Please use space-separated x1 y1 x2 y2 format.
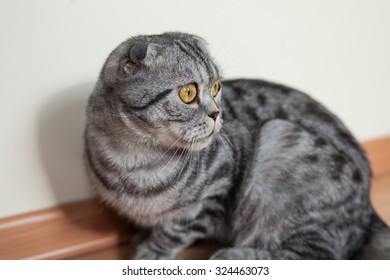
143 145 183 186
220 131 235 152
221 122 237 131
221 124 242 136
174 147 190 182
172 139 194 187
221 122 232 129
220 123 234 132
218 134 234 162
195 147 201 183
198 149 204 182
223 134 235 152
142 130 193 186
144 125 209 186
149 133 186 167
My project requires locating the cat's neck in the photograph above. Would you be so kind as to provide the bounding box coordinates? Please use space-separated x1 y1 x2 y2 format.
112 138 186 171
113 142 192 188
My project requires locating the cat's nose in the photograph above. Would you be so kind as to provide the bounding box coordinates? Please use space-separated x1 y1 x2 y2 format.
208 111 220 121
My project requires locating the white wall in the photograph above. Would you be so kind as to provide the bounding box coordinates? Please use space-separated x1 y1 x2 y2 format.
1 0 389 218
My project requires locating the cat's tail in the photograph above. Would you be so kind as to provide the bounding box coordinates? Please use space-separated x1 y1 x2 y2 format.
354 213 390 260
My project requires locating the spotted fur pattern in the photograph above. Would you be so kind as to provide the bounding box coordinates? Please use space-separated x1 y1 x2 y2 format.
85 32 390 259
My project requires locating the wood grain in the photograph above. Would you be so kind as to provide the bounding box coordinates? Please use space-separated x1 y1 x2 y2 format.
0 200 134 259
0 136 389 260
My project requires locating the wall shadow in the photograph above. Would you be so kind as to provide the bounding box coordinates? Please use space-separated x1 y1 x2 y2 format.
37 83 136 249
37 82 95 205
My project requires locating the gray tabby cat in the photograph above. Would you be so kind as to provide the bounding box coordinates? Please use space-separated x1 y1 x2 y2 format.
84 32 390 259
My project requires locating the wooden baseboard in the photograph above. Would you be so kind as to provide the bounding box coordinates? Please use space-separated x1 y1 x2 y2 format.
0 136 389 260
0 200 134 259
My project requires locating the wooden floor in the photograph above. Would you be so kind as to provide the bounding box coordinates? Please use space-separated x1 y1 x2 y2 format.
0 137 389 260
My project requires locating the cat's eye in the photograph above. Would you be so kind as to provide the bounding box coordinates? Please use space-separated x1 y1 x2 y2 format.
212 80 221 97
179 83 197 104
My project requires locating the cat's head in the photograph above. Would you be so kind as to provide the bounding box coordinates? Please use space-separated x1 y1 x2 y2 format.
100 32 222 151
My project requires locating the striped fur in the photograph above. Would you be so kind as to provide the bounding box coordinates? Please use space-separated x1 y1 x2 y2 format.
85 32 390 259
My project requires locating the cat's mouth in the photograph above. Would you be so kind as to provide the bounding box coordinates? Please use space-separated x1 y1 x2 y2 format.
192 120 222 148
193 131 214 143
164 119 222 151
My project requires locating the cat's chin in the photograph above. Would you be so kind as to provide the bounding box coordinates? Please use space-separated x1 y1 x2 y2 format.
187 135 214 151
193 138 213 151
188 121 221 151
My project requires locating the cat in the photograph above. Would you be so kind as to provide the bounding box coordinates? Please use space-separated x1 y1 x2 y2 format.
84 32 390 259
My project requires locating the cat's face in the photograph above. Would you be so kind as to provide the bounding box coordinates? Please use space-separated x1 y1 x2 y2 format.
104 33 222 151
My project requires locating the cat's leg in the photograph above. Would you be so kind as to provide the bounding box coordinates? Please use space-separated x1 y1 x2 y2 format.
133 228 180 259
211 232 338 259
210 248 272 260
133 223 199 259
210 245 336 260
133 209 219 259
133 188 228 259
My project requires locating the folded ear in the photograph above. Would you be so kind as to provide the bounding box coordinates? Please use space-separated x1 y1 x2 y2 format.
191 35 209 53
124 42 163 75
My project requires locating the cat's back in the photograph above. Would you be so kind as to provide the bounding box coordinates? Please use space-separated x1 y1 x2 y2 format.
221 78 371 186
221 78 328 126
222 79 371 195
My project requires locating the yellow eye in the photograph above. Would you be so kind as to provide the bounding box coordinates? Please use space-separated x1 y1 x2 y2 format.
212 80 221 97
179 83 197 104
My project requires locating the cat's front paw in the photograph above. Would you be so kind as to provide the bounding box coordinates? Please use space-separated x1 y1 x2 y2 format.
210 248 272 260
133 244 176 260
